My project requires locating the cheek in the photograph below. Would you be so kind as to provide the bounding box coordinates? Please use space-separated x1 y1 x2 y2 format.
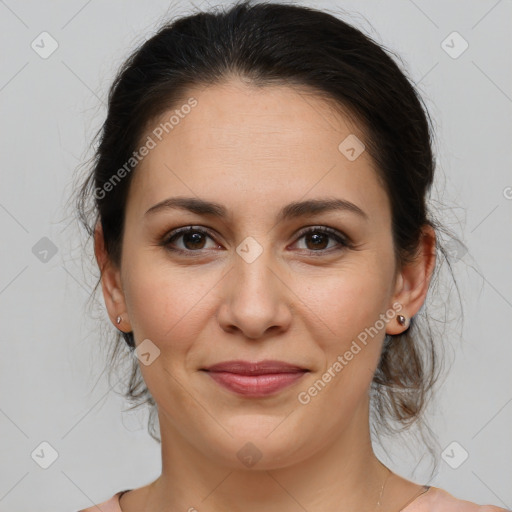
297 271 389 411
122 257 214 349
295 264 391 350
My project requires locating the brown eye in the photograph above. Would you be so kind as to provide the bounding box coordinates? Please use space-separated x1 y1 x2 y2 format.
162 227 217 252
293 227 350 254
304 231 330 250
180 231 207 250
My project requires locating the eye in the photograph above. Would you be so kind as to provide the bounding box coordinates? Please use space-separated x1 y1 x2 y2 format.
160 225 351 255
292 226 351 254
161 226 219 253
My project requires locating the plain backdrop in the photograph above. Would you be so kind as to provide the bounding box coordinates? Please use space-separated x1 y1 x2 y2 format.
1 1 511 511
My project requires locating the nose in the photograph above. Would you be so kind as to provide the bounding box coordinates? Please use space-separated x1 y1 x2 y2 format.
216 244 293 340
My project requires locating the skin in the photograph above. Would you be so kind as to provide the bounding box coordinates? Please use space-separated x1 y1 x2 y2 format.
94 78 436 512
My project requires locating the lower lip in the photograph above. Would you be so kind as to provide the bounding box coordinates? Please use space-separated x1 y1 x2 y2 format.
203 371 307 397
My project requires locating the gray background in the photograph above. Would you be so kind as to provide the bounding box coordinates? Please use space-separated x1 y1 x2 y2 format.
1 0 511 511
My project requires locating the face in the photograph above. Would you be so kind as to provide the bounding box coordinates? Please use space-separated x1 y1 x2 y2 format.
100 79 412 469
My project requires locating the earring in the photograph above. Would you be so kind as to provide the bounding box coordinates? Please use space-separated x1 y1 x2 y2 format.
116 315 122 325
397 314 407 327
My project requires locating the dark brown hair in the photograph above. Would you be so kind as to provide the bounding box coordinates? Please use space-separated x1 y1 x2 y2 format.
74 0 463 478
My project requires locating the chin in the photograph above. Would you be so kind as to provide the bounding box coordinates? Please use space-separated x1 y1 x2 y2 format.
204 419 311 470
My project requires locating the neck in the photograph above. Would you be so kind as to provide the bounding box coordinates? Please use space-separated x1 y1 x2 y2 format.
148 397 391 512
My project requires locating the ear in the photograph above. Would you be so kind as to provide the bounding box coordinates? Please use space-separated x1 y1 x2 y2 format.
386 224 436 335
94 221 131 332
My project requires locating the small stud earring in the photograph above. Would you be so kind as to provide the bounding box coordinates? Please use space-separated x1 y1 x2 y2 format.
116 315 122 325
397 314 407 326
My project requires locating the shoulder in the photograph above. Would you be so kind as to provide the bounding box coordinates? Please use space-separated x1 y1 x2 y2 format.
408 486 510 512
77 490 126 512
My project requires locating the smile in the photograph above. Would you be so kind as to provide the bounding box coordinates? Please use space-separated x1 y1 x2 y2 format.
201 360 309 397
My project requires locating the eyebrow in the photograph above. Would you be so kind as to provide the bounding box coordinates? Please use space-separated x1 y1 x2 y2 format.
144 196 368 222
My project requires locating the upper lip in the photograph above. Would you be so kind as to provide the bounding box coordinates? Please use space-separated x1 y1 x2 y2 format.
202 360 309 375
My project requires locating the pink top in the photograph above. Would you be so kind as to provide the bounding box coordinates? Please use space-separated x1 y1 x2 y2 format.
77 486 510 512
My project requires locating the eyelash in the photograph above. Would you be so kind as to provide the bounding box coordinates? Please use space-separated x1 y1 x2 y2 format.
159 225 353 256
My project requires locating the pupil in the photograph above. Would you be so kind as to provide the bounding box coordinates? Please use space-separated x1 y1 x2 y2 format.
184 232 205 249
308 232 327 250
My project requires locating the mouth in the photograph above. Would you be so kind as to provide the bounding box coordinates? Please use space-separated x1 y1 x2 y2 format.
200 360 310 397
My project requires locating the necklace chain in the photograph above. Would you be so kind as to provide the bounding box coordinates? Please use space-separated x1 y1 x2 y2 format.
376 466 392 510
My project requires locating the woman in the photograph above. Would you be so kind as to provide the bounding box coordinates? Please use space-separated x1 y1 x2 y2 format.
74 1 508 511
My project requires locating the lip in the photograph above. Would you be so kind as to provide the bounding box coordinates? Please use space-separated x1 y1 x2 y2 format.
201 360 309 397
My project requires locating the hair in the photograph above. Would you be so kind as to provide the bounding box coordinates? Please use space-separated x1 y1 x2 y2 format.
74 0 464 479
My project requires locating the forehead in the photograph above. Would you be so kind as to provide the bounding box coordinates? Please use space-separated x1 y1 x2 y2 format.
127 79 388 223
147 80 363 157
